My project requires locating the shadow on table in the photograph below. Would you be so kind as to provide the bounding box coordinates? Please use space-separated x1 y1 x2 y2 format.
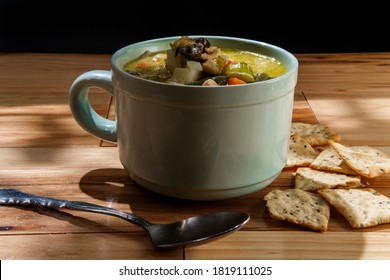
77 168 367 260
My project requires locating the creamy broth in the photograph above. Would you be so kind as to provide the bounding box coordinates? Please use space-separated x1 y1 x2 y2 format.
123 37 287 86
220 49 287 79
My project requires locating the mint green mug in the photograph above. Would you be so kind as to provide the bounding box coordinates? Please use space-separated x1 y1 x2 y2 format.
69 36 298 200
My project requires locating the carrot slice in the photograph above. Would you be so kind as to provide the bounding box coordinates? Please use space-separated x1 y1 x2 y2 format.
136 61 151 68
227 77 247 85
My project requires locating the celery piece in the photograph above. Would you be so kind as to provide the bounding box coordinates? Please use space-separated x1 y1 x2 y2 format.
224 62 255 82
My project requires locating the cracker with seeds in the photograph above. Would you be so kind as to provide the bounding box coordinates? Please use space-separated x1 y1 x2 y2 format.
295 167 362 191
264 188 330 232
318 188 390 228
286 134 320 168
291 122 341 146
330 141 390 178
310 146 359 175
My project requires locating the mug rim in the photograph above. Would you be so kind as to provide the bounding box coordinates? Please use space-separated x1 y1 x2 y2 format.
111 35 298 87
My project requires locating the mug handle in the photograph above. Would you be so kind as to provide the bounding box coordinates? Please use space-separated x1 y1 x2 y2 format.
68 70 117 143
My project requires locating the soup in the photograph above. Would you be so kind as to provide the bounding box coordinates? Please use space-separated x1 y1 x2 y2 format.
123 36 287 86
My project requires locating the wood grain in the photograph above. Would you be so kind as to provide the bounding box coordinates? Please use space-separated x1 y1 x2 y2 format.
0 53 111 147
186 231 390 260
1 52 390 260
295 53 390 146
0 233 183 260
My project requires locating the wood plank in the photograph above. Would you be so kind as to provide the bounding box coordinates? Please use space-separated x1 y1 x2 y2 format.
100 96 117 147
0 53 112 147
0 233 183 260
0 53 111 93
0 110 102 147
0 147 122 185
295 53 390 145
292 91 317 124
185 231 390 260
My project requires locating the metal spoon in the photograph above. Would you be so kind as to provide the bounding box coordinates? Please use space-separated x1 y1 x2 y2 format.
0 188 249 248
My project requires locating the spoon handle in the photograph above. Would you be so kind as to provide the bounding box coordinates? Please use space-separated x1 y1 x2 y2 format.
0 188 150 230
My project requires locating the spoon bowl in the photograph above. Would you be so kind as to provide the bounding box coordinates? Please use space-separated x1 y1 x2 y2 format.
148 211 249 248
0 188 250 248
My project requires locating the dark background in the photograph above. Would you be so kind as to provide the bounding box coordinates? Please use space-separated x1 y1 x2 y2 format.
1 1 388 54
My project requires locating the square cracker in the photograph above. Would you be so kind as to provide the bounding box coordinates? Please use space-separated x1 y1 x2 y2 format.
295 167 362 191
318 188 390 228
330 141 390 178
291 122 341 146
264 188 330 232
310 146 359 175
286 134 320 168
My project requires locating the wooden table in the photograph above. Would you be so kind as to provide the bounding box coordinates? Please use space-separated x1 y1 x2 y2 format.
1 52 390 260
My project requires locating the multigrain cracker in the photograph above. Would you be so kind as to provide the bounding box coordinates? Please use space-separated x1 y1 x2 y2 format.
313 145 329 153
330 141 390 178
286 134 320 168
318 188 390 228
277 121 390 231
264 188 330 232
350 145 390 157
310 146 359 175
295 167 362 191
291 122 341 146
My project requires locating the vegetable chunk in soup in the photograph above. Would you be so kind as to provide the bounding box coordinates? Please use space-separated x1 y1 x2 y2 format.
123 36 287 86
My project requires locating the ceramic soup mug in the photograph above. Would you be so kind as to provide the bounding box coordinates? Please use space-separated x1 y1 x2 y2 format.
68 35 298 200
